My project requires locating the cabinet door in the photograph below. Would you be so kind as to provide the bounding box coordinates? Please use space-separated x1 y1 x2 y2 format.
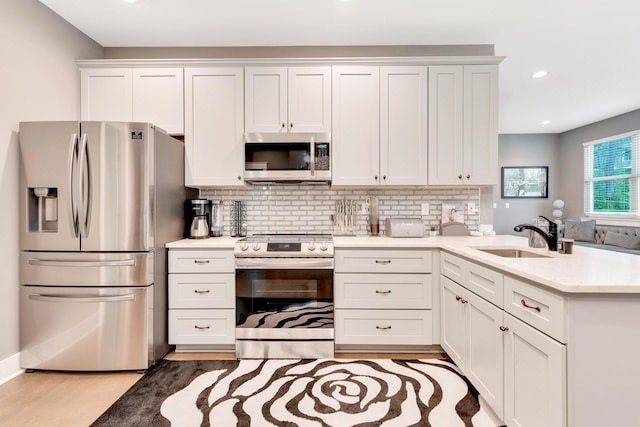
332 66 380 186
428 66 463 185
184 67 244 187
288 67 331 133
440 276 467 370
380 66 428 185
466 290 505 419
504 313 567 427
80 68 132 121
463 65 499 185
132 68 184 135
244 67 287 133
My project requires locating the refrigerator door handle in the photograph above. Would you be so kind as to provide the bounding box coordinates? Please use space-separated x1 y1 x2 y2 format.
28 258 136 267
77 133 93 238
28 293 136 303
68 133 79 237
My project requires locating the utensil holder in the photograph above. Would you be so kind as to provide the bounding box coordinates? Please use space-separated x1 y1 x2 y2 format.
230 200 247 237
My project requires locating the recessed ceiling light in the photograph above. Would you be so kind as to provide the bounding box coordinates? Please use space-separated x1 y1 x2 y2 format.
541 120 551 125
123 0 138 3
532 70 548 79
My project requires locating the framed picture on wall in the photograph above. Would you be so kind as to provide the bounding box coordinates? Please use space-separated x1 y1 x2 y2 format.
501 166 548 198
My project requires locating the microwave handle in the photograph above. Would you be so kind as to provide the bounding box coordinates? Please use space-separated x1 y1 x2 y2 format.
310 136 315 176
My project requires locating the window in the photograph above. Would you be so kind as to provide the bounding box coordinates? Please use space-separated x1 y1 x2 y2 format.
583 130 640 217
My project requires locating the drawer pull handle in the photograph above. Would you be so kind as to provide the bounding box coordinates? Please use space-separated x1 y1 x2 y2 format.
375 260 392 264
455 296 468 304
521 299 541 312
194 325 211 330
376 290 392 294
499 326 509 332
194 260 210 264
376 325 392 330
194 290 210 294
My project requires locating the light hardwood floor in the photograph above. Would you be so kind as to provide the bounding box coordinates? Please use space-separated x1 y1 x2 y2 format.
0 351 447 426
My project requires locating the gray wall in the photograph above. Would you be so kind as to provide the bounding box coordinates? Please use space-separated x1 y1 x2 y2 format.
0 0 102 364
493 134 561 235
559 109 640 219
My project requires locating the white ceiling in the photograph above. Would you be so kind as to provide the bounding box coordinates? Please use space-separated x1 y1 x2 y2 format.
39 0 640 134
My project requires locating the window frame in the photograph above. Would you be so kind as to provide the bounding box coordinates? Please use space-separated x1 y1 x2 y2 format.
583 129 640 220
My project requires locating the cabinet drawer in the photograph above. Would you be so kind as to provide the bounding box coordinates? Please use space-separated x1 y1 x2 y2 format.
335 273 432 309
335 309 432 345
504 276 567 343
169 273 235 308
467 260 503 308
169 249 234 273
335 249 432 273
441 252 503 307
168 309 235 345
441 251 465 283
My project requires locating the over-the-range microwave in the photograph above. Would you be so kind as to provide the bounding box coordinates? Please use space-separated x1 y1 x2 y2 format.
243 132 331 184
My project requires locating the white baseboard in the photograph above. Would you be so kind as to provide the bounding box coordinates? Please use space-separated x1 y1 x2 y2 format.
0 353 23 386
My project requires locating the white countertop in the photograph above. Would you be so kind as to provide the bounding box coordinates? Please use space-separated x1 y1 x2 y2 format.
166 234 640 294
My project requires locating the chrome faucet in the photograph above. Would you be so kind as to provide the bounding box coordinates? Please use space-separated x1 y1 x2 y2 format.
514 216 558 251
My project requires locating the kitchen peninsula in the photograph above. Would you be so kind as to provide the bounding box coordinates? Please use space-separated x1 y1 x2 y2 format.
168 234 640 427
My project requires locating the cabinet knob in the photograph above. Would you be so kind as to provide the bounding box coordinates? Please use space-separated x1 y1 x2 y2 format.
374 175 378 180
290 123 293 128
466 174 471 180
499 326 509 332
383 175 386 180
237 176 242 180
458 174 463 180
281 123 286 128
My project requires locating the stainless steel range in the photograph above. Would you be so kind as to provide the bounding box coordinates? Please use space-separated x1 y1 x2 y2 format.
234 234 334 359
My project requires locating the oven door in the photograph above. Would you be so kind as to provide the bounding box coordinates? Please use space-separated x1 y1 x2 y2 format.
235 264 334 358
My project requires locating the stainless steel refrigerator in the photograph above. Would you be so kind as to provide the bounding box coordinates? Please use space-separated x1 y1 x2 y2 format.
18 121 185 371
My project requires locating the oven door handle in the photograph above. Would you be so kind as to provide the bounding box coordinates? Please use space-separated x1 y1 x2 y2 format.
235 258 334 269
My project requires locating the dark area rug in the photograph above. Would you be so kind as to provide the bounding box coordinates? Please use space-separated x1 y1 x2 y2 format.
91 358 502 427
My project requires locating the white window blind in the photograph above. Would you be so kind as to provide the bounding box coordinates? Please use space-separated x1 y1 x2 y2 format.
583 130 640 216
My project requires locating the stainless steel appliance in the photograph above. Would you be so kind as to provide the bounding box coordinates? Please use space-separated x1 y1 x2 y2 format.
19 121 185 371
243 132 331 184
234 234 334 359
188 199 210 239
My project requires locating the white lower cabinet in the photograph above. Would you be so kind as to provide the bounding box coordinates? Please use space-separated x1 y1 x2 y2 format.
441 276 504 416
441 252 567 427
335 248 433 350
504 313 566 427
168 249 235 351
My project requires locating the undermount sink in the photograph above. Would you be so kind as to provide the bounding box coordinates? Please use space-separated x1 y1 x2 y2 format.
475 248 552 258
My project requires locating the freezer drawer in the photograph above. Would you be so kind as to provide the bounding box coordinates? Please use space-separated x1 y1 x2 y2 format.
20 252 153 287
20 285 151 371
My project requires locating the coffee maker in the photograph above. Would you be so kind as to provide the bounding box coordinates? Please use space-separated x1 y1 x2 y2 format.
185 199 211 239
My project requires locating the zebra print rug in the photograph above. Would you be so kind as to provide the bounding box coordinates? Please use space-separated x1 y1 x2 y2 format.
91 359 503 427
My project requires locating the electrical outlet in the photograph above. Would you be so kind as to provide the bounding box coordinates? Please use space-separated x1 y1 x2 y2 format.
467 202 475 214
505 202 510 209
421 203 430 215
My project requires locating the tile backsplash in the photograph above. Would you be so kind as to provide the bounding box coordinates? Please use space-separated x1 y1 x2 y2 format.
200 185 480 236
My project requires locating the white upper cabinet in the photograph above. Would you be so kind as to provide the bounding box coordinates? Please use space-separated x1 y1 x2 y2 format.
80 67 184 135
428 65 498 185
132 68 184 135
81 68 132 122
333 66 427 186
332 66 380 186
184 67 244 187
244 66 331 133
380 66 428 186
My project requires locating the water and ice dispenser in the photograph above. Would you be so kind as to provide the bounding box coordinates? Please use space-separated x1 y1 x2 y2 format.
27 187 58 232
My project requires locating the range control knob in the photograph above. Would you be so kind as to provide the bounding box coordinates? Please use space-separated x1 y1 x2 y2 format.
240 242 249 251
320 242 328 251
308 243 316 251
252 243 261 251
